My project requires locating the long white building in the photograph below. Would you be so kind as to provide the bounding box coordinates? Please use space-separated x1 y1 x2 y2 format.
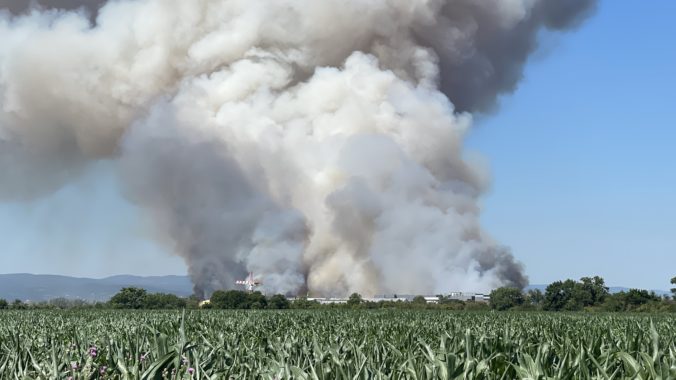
296 292 490 305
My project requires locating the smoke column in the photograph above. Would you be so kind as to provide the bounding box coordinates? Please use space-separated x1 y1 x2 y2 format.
0 0 596 297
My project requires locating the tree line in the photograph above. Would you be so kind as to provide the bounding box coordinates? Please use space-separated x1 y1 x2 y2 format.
0 290 489 310
489 276 676 312
0 288 293 310
1 276 674 311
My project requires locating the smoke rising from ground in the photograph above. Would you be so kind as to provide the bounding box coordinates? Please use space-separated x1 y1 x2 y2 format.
0 0 596 296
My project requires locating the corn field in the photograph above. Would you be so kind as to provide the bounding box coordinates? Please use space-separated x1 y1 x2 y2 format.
0 310 674 379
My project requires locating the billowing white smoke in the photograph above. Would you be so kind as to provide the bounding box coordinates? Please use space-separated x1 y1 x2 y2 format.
0 0 596 296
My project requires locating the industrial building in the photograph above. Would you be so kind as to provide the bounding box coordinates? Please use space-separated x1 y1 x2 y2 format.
295 292 490 305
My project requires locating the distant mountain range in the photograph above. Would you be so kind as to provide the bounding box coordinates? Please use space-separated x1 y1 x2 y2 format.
0 274 670 302
0 274 193 302
525 284 671 297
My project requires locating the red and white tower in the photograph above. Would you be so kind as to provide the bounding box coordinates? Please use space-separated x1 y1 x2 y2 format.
235 272 261 292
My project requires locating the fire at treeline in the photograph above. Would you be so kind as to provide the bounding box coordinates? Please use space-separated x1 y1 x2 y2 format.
2 275 674 312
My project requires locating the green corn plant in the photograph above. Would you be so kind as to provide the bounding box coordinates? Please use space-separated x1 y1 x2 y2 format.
0 310 673 379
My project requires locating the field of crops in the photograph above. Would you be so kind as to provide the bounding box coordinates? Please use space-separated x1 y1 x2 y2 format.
0 310 674 379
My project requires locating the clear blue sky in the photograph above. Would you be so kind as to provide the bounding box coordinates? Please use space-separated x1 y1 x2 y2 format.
1 0 674 290
468 0 676 290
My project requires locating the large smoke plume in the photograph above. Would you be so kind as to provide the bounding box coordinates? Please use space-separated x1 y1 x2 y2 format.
0 0 596 297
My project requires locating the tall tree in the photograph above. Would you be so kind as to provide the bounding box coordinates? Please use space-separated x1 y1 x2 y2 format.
579 276 609 305
347 293 362 307
489 287 524 311
109 287 147 309
525 289 544 306
543 280 581 311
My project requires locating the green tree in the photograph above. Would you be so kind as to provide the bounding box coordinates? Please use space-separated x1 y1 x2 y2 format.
525 289 544 307
412 296 428 306
347 293 362 307
109 287 148 309
489 287 524 311
247 291 267 309
210 290 249 309
620 289 660 310
543 280 579 311
579 276 609 305
601 293 624 312
0 299 7 309
268 294 290 309
144 293 187 309
543 277 609 311
671 276 675 297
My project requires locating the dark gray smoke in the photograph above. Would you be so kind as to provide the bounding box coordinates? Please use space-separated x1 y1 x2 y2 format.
0 0 596 296
415 0 597 112
0 0 105 16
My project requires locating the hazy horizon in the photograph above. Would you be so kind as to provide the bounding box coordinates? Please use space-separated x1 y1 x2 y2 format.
0 273 671 294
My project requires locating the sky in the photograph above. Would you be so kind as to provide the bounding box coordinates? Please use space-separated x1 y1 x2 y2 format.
1 0 674 290
467 0 676 290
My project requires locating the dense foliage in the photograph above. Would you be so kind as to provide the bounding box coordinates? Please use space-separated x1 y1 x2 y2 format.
0 310 673 379
488 287 524 311
1 275 673 312
489 276 675 313
209 290 276 309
